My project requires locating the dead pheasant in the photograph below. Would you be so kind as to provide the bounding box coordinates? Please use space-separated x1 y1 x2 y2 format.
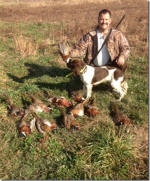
110 102 131 126
70 98 89 117
31 112 56 135
43 88 72 108
70 91 84 103
19 113 32 137
60 108 79 130
7 97 24 117
42 90 52 99
57 97 72 107
30 117 37 132
85 97 99 117
27 95 53 113
70 120 80 130
48 96 71 108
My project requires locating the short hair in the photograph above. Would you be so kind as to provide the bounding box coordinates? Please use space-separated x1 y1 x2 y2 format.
98 9 111 18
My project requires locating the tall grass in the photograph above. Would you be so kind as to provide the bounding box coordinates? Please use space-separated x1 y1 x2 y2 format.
13 35 38 57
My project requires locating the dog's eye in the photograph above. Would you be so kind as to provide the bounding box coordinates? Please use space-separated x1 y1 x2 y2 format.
68 63 74 68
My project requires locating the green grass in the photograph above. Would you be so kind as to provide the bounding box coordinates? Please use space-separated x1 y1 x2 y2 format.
0 21 148 180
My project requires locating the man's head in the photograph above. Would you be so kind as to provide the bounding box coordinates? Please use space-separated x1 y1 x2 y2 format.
98 9 112 32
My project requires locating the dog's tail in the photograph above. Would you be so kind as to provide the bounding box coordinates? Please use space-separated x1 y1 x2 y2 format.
121 80 128 93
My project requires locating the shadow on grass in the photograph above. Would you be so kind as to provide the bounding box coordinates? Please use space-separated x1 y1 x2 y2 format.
36 82 69 91
7 62 114 95
93 83 113 92
7 63 70 83
54 114 65 128
35 76 83 93
35 77 113 96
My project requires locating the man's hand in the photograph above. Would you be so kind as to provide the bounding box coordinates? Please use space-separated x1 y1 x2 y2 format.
117 56 125 67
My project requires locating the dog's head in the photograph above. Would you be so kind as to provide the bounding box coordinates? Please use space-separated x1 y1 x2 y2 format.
67 59 86 76
58 42 86 76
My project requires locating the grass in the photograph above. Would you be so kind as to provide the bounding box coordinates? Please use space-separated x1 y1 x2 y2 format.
0 0 148 180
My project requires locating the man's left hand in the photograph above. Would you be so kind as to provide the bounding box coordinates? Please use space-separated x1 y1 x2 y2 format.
117 56 125 67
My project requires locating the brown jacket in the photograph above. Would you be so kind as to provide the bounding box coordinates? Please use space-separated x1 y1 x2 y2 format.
70 28 130 66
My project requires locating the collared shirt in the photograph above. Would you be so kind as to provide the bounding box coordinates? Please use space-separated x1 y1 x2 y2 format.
93 30 110 66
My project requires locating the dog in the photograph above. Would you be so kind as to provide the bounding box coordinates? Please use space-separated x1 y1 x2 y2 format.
58 43 128 101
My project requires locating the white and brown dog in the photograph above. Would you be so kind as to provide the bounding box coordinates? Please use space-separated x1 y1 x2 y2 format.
59 43 128 101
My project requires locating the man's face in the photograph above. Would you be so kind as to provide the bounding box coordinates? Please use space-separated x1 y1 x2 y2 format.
98 13 111 31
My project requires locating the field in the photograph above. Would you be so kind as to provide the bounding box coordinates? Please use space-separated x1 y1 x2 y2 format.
0 0 148 180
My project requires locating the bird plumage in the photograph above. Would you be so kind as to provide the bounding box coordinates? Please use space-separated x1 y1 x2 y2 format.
111 103 131 126
70 98 89 117
85 97 99 117
7 97 24 117
31 112 56 135
27 95 53 113
19 113 31 137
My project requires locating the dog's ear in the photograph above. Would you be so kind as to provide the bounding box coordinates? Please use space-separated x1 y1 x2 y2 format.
73 60 83 76
73 67 81 76
67 59 86 76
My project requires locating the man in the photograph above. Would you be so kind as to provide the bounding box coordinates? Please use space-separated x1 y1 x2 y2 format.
70 9 130 71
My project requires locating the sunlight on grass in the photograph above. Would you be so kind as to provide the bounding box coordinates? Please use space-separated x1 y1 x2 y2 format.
0 1 148 179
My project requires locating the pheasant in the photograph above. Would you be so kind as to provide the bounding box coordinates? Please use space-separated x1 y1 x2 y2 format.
84 97 99 117
70 120 80 130
56 97 72 108
27 95 53 113
110 102 131 126
70 91 84 103
60 108 80 130
7 97 24 117
48 96 71 108
19 113 32 137
70 98 89 117
31 112 56 135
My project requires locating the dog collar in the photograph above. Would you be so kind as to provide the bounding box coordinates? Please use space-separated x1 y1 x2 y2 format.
65 66 87 78
80 66 87 74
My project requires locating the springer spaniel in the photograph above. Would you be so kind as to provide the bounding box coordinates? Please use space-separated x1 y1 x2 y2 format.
58 42 128 101
66 58 128 101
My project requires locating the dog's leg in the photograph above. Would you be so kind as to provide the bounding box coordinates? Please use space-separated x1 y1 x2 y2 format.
83 84 86 96
80 85 86 100
86 84 93 98
111 79 127 101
